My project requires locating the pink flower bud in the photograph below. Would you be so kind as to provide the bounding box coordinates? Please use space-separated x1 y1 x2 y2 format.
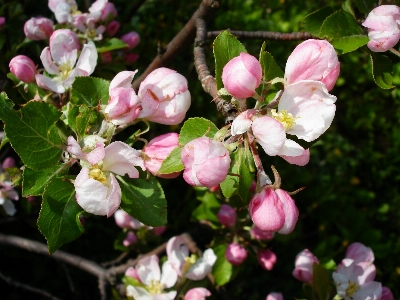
292 249 319 284
251 226 275 241
114 209 141 229
345 242 375 264
181 137 231 188
184 288 211 300
106 20 120 36
2 157 15 169
24 17 54 40
225 243 248 265
0 17 5 27
222 52 262 98
381 287 394 300
217 204 237 227
100 2 117 21
100 51 112 63
152 225 166 236
121 31 140 49
105 87 141 125
266 292 283 300
125 267 141 282
9 55 37 83
143 132 180 178
138 68 191 125
123 231 137 247
249 187 299 234
362 5 400 52
124 52 139 64
257 249 277 271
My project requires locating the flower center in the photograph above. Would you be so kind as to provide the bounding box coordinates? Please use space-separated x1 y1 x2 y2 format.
182 254 197 275
345 281 360 296
147 279 164 295
59 60 74 80
88 165 107 185
271 109 296 131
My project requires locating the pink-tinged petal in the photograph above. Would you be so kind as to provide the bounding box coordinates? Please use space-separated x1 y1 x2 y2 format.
275 189 299 234
109 70 138 92
136 90 159 119
357 262 376 284
280 148 310 166
55 2 73 24
277 139 305 157
50 29 80 64
138 68 182 100
166 236 189 276
231 109 257 136
105 87 142 125
367 30 400 52
252 116 286 156
137 255 161 285
86 143 105 165
266 292 283 300
75 41 97 76
125 267 141 282
126 286 152 299
292 249 319 284
186 249 216 280
381 287 394 300
35 74 65 93
67 136 86 160
249 188 285 232
9 55 37 83
345 242 375 264
257 249 277 270
354 281 382 300
103 142 145 177
362 5 400 32
40 47 59 75
225 243 248 265
160 260 178 288
185 288 211 300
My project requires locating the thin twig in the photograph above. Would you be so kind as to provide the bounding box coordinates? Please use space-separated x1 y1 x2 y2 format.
207 30 314 41
0 270 64 300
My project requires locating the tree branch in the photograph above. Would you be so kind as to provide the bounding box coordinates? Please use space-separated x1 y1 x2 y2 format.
207 30 314 41
132 0 222 90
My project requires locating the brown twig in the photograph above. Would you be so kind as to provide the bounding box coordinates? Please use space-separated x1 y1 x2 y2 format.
132 0 222 90
207 30 314 41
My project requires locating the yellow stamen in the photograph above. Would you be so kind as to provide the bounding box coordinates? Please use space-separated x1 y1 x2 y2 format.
88 165 107 185
147 279 164 295
271 109 297 131
346 281 360 296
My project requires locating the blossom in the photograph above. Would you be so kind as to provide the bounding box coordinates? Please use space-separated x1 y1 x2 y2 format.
217 204 237 227
68 136 145 217
126 255 178 300
266 292 283 300
123 231 137 247
100 2 117 21
36 29 98 93
121 31 140 49
9 55 37 83
250 226 275 241
181 137 231 188
362 5 400 52
292 249 319 284
257 249 277 271
345 242 375 264
24 17 54 40
166 236 217 280
48 0 78 24
184 288 211 300
222 52 262 98
225 243 248 265
114 209 141 229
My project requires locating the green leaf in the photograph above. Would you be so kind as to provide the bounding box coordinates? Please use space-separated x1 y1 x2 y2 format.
370 52 395 89
0 132 9 150
7 73 47 103
38 178 84 254
302 6 336 37
179 117 219 145
212 244 233 286
312 263 334 300
191 190 220 226
330 35 369 54
22 164 70 197
0 93 63 170
157 147 184 175
70 77 110 107
259 43 284 82
76 105 102 138
96 38 128 53
213 31 247 90
67 104 80 133
118 176 167 226
352 0 375 14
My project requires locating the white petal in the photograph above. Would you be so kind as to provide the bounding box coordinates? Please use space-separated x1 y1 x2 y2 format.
160 261 178 288
76 41 98 76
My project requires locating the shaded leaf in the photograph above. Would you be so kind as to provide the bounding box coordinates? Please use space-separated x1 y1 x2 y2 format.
312 263 334 300
71 77 110 107
302 6 336 37
192 189 220 227
352 0 375 14
7 73 47 103
212 244 233 286
370 52 395 89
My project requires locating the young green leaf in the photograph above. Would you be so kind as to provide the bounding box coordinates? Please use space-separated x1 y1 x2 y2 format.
157 147 184 175
179 117 219 145
118 176 167 227
191 190 220 227
71 76 110 107
212 244 233 286
259 43 284 82
75 105 103 138
96 38 128 53
0 93 64 170
38 178 84 254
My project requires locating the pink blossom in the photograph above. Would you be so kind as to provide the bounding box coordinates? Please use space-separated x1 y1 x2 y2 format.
292 249 319 284
250 226 275 241
181 137 231 188
121 31 140 49
100 2 117 21
49 0 77 24
123 231 137 247
225 243 248 266
345 242 375 264
106 20 120 36
222 52 262 98
362 5 400 52
114 209 141 229
285 39 340 91
2 157 15 169
184 288 211 300
257 249 277 271
143 132 180 178
217 204 237 227
266 292 283 300
231 109 257 136
138 68 191 125
9 55 37 83
24 17 54 40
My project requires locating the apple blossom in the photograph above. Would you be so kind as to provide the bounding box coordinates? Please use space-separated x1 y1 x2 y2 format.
250 226 274 241
121 31 140 49
114 209 141 229
100 2 117 21
9 55 37 83
68 136 145 217
143 132 180 178
225 243 248 265
24 17 54 40
126 255 178 300
48 0 77 24
292 249 319 284
285 39 340 91
266 292 283 300
257 249 277 271
362 5 400 52
125 267 141 282
123 231 137 247
222 52 262 98
345 242 375 264
137 67 191 125
217 204 237 227
185 288 211 300
0 160 19 216
181 137 231 188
